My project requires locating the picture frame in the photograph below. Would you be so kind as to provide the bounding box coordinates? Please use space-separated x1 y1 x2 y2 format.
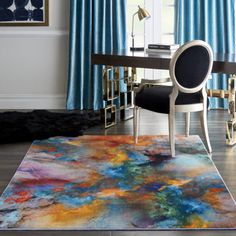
0 0 49 26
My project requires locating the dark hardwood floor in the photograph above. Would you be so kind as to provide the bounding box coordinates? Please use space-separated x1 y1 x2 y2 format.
0 109 235 236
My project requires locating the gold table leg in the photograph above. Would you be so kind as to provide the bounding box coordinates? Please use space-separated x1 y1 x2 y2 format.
226 75 236 145
207 75 236 145
101 66 136 128
120 67 134 120
101 66 118 128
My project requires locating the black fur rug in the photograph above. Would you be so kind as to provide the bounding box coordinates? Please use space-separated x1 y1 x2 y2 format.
0 110 101 144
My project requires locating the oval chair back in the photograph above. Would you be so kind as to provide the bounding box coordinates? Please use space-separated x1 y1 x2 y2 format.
169 40 213 94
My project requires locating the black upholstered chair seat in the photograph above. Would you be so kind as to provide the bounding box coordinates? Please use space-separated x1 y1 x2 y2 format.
135 86 204 114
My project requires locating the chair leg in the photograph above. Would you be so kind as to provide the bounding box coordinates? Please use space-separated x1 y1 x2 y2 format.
185 112 190 137
133 106 140 144
168 112 175 157
200 109 212 153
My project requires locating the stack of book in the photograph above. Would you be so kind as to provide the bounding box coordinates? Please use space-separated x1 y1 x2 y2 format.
146 44 180 55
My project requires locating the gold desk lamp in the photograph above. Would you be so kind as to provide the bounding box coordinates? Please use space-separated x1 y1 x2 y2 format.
131 5 150 51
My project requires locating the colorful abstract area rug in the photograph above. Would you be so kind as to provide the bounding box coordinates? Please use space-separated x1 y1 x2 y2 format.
0 135 236 230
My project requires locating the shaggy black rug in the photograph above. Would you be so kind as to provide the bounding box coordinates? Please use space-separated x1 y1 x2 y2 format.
0 110 101 144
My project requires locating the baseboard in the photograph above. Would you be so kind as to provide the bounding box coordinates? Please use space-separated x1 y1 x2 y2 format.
0 94 66 109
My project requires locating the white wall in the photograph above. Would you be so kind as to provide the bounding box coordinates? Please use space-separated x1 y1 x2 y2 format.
0 0 70 109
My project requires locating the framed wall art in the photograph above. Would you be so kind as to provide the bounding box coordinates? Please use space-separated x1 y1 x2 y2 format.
0 0 49 26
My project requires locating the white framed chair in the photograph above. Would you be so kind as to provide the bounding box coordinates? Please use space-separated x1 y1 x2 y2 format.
133 40 213 157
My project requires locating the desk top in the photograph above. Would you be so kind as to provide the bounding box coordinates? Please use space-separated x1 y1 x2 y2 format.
92 50 236 74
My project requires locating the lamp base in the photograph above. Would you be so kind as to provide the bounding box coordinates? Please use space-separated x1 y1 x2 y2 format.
130 47 145 52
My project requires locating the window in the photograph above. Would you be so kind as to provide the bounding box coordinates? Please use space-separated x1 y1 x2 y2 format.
159 0 175 44
126 0 175 48
126 0 175 80
126 0 145 49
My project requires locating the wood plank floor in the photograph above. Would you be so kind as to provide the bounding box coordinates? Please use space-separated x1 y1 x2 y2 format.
0 109 235 236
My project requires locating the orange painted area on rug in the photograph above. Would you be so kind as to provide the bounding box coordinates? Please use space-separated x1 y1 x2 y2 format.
184 215 209 228
110 151 129 165
51 201 104 224
167 179 191 187
124 192 156 203
22 200 105 228
65 139 82 147
32 145 57 153
97 188 128 198
142 174 163 184
89 147 128 164
81 135 155 147
202 188 225 209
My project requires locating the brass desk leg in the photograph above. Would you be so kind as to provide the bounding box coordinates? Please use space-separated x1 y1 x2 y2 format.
226 75 236 145
207 75 236 145
101 66 119 129
120 67 134 121
101 66 136 128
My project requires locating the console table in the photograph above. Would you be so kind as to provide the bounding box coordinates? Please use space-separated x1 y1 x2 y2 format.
91 50 236 144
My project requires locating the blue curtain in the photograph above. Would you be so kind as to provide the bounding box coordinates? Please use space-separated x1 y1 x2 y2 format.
67 0 127 110
175 0 235 109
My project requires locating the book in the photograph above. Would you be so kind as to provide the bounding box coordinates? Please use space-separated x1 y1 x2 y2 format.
146 48 177 54
148 44 179 50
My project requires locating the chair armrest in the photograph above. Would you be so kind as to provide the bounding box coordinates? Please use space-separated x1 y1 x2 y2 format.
141 78 171 84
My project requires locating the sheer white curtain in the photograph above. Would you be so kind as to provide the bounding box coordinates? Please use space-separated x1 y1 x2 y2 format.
126 0 175 81
144 0 175 80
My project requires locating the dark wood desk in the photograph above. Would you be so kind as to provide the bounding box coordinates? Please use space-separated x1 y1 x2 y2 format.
92 50 236 74
91 51 236 137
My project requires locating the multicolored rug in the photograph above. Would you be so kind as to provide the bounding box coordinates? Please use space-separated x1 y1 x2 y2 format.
0 135 236 230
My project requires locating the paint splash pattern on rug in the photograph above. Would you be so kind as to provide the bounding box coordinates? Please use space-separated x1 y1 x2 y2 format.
0 135 236 230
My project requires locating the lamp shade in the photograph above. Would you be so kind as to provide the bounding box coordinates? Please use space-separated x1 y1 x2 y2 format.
137 5 150 21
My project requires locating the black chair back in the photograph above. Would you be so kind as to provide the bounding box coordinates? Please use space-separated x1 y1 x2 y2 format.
170 40 213 93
